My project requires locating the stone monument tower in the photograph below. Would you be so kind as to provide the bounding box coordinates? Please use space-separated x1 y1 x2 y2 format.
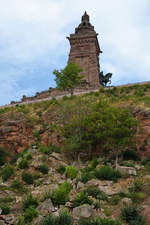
67 12 102 87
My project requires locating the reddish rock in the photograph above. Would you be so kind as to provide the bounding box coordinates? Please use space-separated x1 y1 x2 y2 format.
0 112 33 154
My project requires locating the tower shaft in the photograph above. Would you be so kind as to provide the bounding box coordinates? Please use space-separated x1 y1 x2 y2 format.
67 12 102 87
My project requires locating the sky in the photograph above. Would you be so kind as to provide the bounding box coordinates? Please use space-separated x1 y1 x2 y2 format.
0 0 150 105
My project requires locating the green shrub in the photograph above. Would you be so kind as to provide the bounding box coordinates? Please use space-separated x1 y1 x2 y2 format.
33 172 41 180
130 191 147 203
41 190 51 202
80 166 95 183
15 216 25 225
93 201 101 209
23 194 38 211
121 162 135 168
18 158 28 169
104 207 111 216
26 153 32 160
22 171 34 184
72 191 93 207
42 210 73 225
33 130 41 143
11 180 25 193
110 195 121 205
38 164 49 174
0 196 14 203
142 157 150 166
84 187 108 201
123 150 138 161
0 146 9 166
24 206 39 223
135 192 147 202
51 182 72 206
95 166 121 181
40 145 52 155
132 179 144 192
65 166 78 179
121 204 145 225
1 164 14 181
90 157 99 169
78 217 121 225
57 165 66 174
0 203 10 214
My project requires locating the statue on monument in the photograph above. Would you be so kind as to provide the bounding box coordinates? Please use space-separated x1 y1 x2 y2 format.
99 71 112 86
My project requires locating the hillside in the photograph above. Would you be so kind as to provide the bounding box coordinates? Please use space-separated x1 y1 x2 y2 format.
1 84 150 224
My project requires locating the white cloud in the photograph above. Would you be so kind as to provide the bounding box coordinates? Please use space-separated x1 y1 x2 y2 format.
0 0 150 104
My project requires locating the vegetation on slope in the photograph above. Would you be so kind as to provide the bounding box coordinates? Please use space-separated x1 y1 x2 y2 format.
0 83 150 224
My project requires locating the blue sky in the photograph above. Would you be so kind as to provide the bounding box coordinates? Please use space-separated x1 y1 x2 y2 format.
0 0 150 105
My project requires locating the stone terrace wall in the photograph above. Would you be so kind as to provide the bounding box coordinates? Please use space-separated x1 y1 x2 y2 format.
10 86 99 105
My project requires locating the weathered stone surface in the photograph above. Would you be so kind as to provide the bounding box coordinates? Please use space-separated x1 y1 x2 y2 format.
117 166 137 176
67 12 102 87
85 179 100 187
77 181 85 190
0 221 6 225
98 186 120 196
32 215 43 225
142 205 150 223
121 198 132 206
2 215 16 224
49 152 63 161
0 113 33 153
37 199 55 216
72 204 93 219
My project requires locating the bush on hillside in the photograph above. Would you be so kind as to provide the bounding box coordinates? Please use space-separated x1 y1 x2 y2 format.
72 191 93 207
42 210 73 225
0 204 10 215
80 166 96 183
38 164 49 174
18 158 29 169
57 165 66 174
51 182 72 206
84 187 108 201
123 149 138 161
78 217 121 225
65 166 78 179
22 171 34 184
23 194 38 211
11 180 26 193
1 164 14 181
24 206 39 223
0 146 9 166
40 145 52 155
95 166 121 181
121 204 146 225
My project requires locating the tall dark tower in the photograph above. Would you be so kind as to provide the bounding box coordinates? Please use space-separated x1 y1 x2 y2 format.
67 12 102 87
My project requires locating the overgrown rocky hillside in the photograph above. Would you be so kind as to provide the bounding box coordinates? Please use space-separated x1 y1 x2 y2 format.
1 84 150 224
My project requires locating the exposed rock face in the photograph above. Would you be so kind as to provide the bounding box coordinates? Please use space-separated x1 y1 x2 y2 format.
117 166 137 176
72 204 93 219
0 113 33 154
1 106 150 158
37 199 55 216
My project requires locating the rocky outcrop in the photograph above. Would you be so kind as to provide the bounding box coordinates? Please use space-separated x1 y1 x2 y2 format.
0 112 33 154
117 166 137 176
72 205 94 219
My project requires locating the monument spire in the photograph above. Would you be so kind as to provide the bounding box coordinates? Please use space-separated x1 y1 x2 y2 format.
67 12 102 87
82 11 89 22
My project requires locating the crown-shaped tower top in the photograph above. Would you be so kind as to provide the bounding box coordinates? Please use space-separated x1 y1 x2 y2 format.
75 11 95 35
82 11 89 22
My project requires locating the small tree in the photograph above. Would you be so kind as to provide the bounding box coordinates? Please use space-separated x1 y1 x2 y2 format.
53 63 84 96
